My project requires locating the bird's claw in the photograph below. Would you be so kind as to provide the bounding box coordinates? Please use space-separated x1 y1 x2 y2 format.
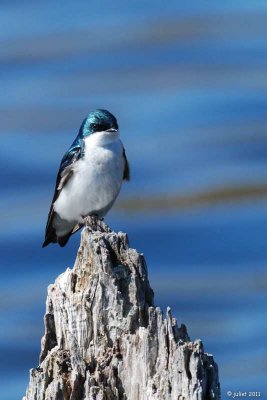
83 215 112 233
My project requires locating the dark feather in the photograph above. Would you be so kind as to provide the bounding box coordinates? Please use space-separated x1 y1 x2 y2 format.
57 232 74 247
42 140 84 247
123 147 130 181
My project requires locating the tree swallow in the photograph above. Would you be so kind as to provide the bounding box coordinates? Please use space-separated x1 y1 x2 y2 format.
43 109 130 247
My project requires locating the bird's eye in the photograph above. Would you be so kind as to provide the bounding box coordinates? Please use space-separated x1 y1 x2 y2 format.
91 123 106 132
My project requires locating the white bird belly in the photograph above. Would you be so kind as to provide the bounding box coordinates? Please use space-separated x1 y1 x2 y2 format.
54 138 124 223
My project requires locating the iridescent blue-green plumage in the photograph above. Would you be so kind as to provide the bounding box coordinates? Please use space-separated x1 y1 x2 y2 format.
43 109 129 247
60 109 118 172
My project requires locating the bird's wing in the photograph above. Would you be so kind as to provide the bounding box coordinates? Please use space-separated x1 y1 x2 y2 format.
42 140 84 247
123 147 130 180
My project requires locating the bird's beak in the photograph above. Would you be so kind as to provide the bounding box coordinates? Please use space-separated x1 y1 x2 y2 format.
106 128 118 133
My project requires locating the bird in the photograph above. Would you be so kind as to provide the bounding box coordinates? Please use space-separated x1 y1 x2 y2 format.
42 109 130 247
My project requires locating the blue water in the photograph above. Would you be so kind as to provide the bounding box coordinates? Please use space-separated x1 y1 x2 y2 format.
1 1 267 399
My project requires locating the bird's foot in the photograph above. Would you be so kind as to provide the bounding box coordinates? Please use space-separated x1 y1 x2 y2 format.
98 218 112 233
83 215 112 233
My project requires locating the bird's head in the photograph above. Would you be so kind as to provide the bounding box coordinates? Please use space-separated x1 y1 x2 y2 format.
80 109 119 143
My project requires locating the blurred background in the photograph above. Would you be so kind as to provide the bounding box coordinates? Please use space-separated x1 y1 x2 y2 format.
1 1 267 398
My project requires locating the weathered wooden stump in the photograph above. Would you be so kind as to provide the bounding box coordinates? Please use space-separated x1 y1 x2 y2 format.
23 224 220 400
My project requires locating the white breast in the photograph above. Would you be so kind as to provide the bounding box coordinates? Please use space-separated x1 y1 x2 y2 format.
54 132 124 223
